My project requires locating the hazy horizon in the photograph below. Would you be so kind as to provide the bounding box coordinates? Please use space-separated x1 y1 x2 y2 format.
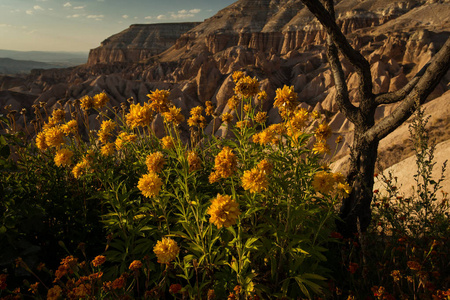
0 0 235 53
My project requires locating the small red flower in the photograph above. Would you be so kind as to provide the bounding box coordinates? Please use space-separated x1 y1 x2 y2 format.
169 284 182 294
347 262 359 274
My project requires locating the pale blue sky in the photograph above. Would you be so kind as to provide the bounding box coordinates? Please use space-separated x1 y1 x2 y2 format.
0 0 236 52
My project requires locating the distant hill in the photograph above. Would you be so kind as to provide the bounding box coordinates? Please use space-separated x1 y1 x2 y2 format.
0 49 87 65
0 58 72 75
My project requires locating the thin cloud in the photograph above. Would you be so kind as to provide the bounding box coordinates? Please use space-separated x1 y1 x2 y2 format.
189 9 201 14
33 5 44 11
63 2 72 8
87 14 104 21
156 15 166 20
26 10 34 15
122 15 129 19
74 6 86 10
144 16 152 20
67 14 81 18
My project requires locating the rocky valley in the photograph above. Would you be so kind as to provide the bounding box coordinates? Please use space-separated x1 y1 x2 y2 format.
1 0 449 195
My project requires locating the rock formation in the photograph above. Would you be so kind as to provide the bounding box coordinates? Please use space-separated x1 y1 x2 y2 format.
87 22 201 65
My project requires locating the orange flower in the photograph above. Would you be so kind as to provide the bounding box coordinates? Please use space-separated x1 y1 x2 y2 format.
129 260 143 271
213 146 237 179
169 283 182 294
91 255 106 267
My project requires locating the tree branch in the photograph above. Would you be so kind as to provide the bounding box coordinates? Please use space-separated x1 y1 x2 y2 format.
366 37 450 142
301 0 373 102
374 65 428 105
322 0 358 123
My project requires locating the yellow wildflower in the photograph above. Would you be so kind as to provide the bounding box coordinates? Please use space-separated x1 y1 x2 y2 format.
162 106 185 125
274 85 298 118
236 120 251 129
187 106 206 129
126 103 153 129
242 168 269 194
315 122 332 141
71 158 91 179
100 143 115 156
100 120 116 133
93 92 110 109
337 182 352 198
187 151 202 173
268 123 286 135
115 132 137 150
79 95 94 111
214 146 237 179
312 171 335 195
36 131 48 151
332 172 346 184
234 76 260 99
54 148 74 167
221 112 233 124
258 90 267 101
254 111 267 124
205 101 214 116
161 136 175 149
232 71 245 83
207 194 241 228
51 109 66 123
61 120 78 136
137 172 163 198
153 238 180 264
311 111 321 119
208 171 220 184
312 140 330 154
243 104 251 113
287 108 309 134
45 126 65 148
145 152 165 173
148 89 170 113
227 95 240 111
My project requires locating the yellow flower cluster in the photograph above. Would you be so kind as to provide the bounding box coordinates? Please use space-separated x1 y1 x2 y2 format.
211 146 237 181
234 75 260 99
205 101 214 116
221 112 233 124
241 159 273 193
286 108 309 138
72 154 93 179
153 237 180 264
162 106 184 126
36 126 65 150
126 103 153 129
51 109 66 123
115 132 137 150
98 120 116 144
254 111 267 124
80 95 94 111
54 148 74 167
232 71 245 83
161 136 175 149
313 122 332 155
187 106 206 129
252 125 283 145
187 151 202 173
148 89 170 113
100 143 115 156
207 194 241 228
312 171 351 197
137 172 163 198
61 120 78 136
93 92 110 109
145 152 165 173
227 95 240 111
274 85 298 118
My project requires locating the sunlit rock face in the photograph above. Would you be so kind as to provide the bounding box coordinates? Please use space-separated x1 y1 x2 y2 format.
87 23 201 65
